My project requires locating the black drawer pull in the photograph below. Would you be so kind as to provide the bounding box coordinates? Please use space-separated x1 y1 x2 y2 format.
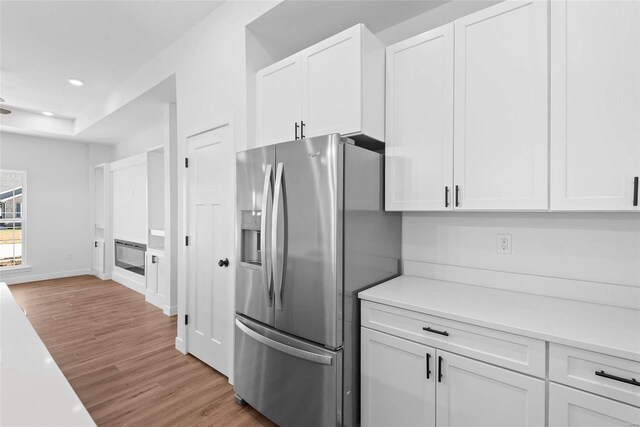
426 353 432 379
438 356 443 383
634 177 638 207
423 326 449 337
455 185 460 207
595 370 640 387
445 186 450 208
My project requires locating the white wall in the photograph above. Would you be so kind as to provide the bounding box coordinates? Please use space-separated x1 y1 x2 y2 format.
0 132 96 284
113 122 165 161
403 213 640 287
111 161 147 244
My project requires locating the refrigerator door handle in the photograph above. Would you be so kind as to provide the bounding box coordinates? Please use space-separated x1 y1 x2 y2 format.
272 162 287 310
235 318 333 366
260 164 273 306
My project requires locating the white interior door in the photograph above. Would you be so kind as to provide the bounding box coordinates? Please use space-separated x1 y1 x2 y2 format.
453 0 548 210
550 0 640 211
187 124 233 376
385 23 454 211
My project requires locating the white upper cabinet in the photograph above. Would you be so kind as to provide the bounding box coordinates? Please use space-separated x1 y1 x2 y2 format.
550 0 640 211
301 25 362 139
255 24 384 147
256 54 302 147
385 24 454 211
453 1 549 210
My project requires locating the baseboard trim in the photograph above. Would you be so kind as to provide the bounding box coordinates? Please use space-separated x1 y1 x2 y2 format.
175 337 186 354
145 292 164 310
112 268 145 295
2 268 92 285
91 270 111 280
403 260 640 310
163 305 177 316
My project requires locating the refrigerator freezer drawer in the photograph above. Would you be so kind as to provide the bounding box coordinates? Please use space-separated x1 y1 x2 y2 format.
234 315 343 427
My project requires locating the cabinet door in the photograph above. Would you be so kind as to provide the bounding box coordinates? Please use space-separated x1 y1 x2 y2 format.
361 328 436 427
453 1 548 210
550 1 640 211
549 383 640 426
301 24 362 139
145 252 158 294
256 53 301 147
436 350 545 426
156 252 168 300
385 24 454 211
92 241 104 274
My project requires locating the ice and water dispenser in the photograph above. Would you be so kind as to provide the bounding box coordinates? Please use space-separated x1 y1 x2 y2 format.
240 210 262 266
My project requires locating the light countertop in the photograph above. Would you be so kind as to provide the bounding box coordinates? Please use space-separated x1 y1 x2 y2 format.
0 282 95 426
359 275 640 362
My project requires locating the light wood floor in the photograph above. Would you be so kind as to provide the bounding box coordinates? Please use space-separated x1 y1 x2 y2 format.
10 275 275 427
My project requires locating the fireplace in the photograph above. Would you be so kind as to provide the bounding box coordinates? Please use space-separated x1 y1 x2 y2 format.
114 240 146 276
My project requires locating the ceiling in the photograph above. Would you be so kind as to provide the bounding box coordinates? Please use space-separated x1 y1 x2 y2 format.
247 0 449 61
0 0 222 141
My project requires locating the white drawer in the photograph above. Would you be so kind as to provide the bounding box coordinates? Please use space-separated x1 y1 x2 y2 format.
549 343 640 408
361 301 545 377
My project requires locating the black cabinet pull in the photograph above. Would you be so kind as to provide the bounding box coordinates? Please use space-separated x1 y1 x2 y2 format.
426 353 432 379
151 255 157 264
455 185 460 207
438 356 443 383
94 241 98 248
300 121 305 139
294 122 299 140
634 177 638 207
423 326 449 337
445 186 449 208
595 370 640 387
218 258 229 267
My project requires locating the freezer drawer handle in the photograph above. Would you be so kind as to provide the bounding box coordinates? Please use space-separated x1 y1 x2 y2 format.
423 326 449 337
595 370 640 387
235 318 333 366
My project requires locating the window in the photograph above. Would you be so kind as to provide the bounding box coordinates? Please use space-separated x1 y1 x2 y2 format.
0 170 26 268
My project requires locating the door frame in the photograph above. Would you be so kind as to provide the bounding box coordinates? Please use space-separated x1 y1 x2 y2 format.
177 113 236 384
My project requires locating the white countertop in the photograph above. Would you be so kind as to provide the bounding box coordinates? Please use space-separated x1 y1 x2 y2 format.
359 275 640 362
0 283 95 426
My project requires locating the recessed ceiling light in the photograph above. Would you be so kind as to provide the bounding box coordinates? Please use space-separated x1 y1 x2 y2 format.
67 78 84 87
42 111 54 116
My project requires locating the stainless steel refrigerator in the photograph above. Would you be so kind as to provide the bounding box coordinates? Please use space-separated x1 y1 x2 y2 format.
234 134 401 426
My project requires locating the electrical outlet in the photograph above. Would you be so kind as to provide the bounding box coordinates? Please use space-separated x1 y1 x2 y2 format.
497 233 512 255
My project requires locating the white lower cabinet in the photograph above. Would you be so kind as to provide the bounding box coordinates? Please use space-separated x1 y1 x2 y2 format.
361 327 545 427
145 250 168 311
91 240 104 274
436 350 545 427
362 328 436 427
549 383 640 427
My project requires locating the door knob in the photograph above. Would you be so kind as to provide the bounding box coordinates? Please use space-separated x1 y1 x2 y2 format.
218 258 229 267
